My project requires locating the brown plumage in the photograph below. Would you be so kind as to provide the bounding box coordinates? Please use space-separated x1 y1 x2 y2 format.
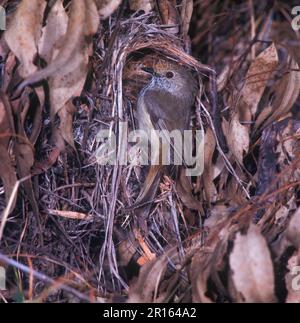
131 62 198 230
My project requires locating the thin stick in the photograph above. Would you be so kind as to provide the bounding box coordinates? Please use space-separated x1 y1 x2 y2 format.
0 175 32 241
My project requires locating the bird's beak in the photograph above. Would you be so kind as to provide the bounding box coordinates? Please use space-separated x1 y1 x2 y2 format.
141 67 155 74
141 67 160 77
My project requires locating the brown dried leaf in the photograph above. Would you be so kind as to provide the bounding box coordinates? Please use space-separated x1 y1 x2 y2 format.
275 119 300 186
0 99 17 206
49 50 88 116
228 113 249 164
13 96 39 215
286 207 300 249
86 0 101 35
176 167 203 212
240 43 278 119
1 50 16 93
254 105 272 131
181 0 193 38
265 59 300 126
29 87 44 145
18 0 98 91
128 254 169 303
191 239 229 303
204 204 232 228
4 0 46 78
95 0 122 19
157 0 179 35
285 254 300 303
229 224 276 302
42 1 98 148
129 0 154 13
191 252 214 303
0 146 17 205
57 101 76 149
38 0 68 64
203 127 216 204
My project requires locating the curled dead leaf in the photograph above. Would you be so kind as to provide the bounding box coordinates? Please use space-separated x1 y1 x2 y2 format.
17 0 98 92
4 0 46 78
241 43 278 119
128 254 169 303
17 0 100 150
265 59 300 127
229 224 276 303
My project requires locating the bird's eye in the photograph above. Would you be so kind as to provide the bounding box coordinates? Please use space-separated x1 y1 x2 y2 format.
165 71 174 79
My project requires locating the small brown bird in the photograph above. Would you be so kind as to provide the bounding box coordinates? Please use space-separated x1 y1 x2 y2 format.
132 62 198 228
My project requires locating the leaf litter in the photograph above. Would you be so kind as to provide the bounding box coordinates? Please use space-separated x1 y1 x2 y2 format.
0 0 300 303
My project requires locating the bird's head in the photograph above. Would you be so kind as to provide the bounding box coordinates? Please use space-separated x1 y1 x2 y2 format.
141 62 198 100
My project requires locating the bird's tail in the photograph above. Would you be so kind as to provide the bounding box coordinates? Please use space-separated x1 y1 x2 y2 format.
128 165 164 232
133 165 164 208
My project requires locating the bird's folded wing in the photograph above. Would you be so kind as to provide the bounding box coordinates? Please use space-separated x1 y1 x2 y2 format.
142 88 187 132
142 88 189 166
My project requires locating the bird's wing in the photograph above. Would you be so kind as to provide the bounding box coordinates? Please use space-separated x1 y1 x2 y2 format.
141 88 190 168
141 88 188 132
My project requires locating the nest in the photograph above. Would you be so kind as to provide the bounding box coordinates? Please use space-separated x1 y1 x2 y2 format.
0 0 300 303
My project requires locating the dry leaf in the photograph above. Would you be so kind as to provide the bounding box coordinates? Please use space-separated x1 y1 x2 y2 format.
4 0 46 78
191 238 229 303
95 0 122 19
265 59 300 126
128 254 169 303
203 127 216 204
35 0 99 148
240 43 278 119
13 96 39 216
55 1 98 96
191 253 214 303
181 0 193 38
254 105 272 131
157 0 179 35
285 253 300 303
286 207 300 249
176 167 203 211
0 98 17 207
228 113 249 164
86 0 101 35
17 0 98 91
229 224 276 302
57 101 76 149
129 0 154 13
38 0 68 64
